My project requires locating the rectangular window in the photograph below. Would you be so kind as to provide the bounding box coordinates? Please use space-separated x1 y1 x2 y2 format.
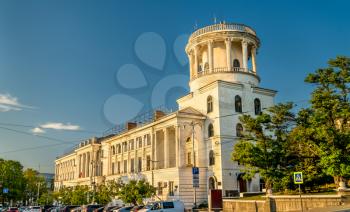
168 181 174 196
111 162 115 174
146 155 151 171
138 157 142 172
123 160 127 173
123 142 128 152
187 152 191 165
117 161 120 174
144 134 151 146
130 158 135 173
137 137 143 148
129 139 135 150
158 182 163 195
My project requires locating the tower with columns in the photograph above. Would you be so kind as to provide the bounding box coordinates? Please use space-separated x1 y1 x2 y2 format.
178 22 276 195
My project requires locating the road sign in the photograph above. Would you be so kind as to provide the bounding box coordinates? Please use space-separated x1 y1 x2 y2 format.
3 188 9 194
192 167 199 188
294 172 303 184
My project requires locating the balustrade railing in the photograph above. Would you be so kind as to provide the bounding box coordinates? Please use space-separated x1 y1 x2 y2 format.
192 66 254 80
190 23 256 39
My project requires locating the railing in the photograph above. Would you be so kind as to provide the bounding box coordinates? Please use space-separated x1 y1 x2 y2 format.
190 23 256 40
192 66 255 80
103 105 176 137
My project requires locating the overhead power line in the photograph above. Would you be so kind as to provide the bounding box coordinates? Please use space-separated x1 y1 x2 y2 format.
0 122 102 135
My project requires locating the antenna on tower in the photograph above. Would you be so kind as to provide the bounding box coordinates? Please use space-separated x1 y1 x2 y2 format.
194 20 198 30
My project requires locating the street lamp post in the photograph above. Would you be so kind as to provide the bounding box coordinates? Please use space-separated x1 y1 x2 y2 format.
183 121 201 209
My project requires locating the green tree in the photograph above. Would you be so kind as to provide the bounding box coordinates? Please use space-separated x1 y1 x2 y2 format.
38 192 54 205
55 185 91 205
0 158 26 202
56 187 73 205
118 179 155 205
23 168 47 204
71 186 90 205
95 180 122 205
232 103 296 193
290 109 333 191
299 56 350 187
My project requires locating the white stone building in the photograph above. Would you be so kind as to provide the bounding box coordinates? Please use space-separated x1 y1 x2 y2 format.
54 22 277 208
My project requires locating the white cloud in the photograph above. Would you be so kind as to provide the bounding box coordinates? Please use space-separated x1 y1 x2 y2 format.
31 127 46 134
0 93 34 112
40 122 81 131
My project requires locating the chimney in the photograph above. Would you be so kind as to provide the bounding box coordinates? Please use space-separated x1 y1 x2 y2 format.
154 110 165 121
126 122 137 130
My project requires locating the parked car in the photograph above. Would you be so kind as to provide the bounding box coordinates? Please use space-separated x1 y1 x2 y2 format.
42 206 54 212
139 201 185 212
103 206 120 212
7 207 19 212
70 207 81 212
28 206 41 212
93 207 104 212
113 207 133 212
60 206 80 212
81 205 103 212
130 206 144 212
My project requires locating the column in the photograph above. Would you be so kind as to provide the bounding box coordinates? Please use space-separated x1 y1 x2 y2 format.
225 38 232 70
194 47 198 77
82 154 86 178
188 53 193 79
242 40 248 71
153 131 157 169
178 126 185 168
208 40 213 72
251 47 257 74
164 128 169 168
175 125 179 168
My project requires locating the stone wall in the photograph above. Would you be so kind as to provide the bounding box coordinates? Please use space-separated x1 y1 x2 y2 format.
223 199 267 212
271 195 343 211
223 195 346 212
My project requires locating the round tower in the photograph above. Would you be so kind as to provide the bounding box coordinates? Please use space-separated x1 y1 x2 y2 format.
186 22 260 92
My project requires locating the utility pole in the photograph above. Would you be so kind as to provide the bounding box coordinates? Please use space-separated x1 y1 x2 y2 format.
37 164 41 206
36 182 41 206
149 159 161 201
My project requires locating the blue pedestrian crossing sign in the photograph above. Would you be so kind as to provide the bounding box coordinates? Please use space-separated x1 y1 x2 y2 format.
192 167 199 175
3 188 9 194
293 172 303 184
192 167 199 188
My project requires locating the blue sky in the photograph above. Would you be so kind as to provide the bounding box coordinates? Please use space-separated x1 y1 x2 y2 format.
0 0 349 173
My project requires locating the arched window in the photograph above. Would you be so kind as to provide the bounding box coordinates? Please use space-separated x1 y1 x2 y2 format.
254 98 261 115
111 146 115 155
204 62 209 71
207 96 213 113
209 177 216 190
208 123 214 138
233 59 240 68
198 64 202 73
117 144 121 154
235 95 242 113
236 123 244 137
209 150 215 166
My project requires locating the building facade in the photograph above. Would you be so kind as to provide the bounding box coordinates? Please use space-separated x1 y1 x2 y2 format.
54 22 277 208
